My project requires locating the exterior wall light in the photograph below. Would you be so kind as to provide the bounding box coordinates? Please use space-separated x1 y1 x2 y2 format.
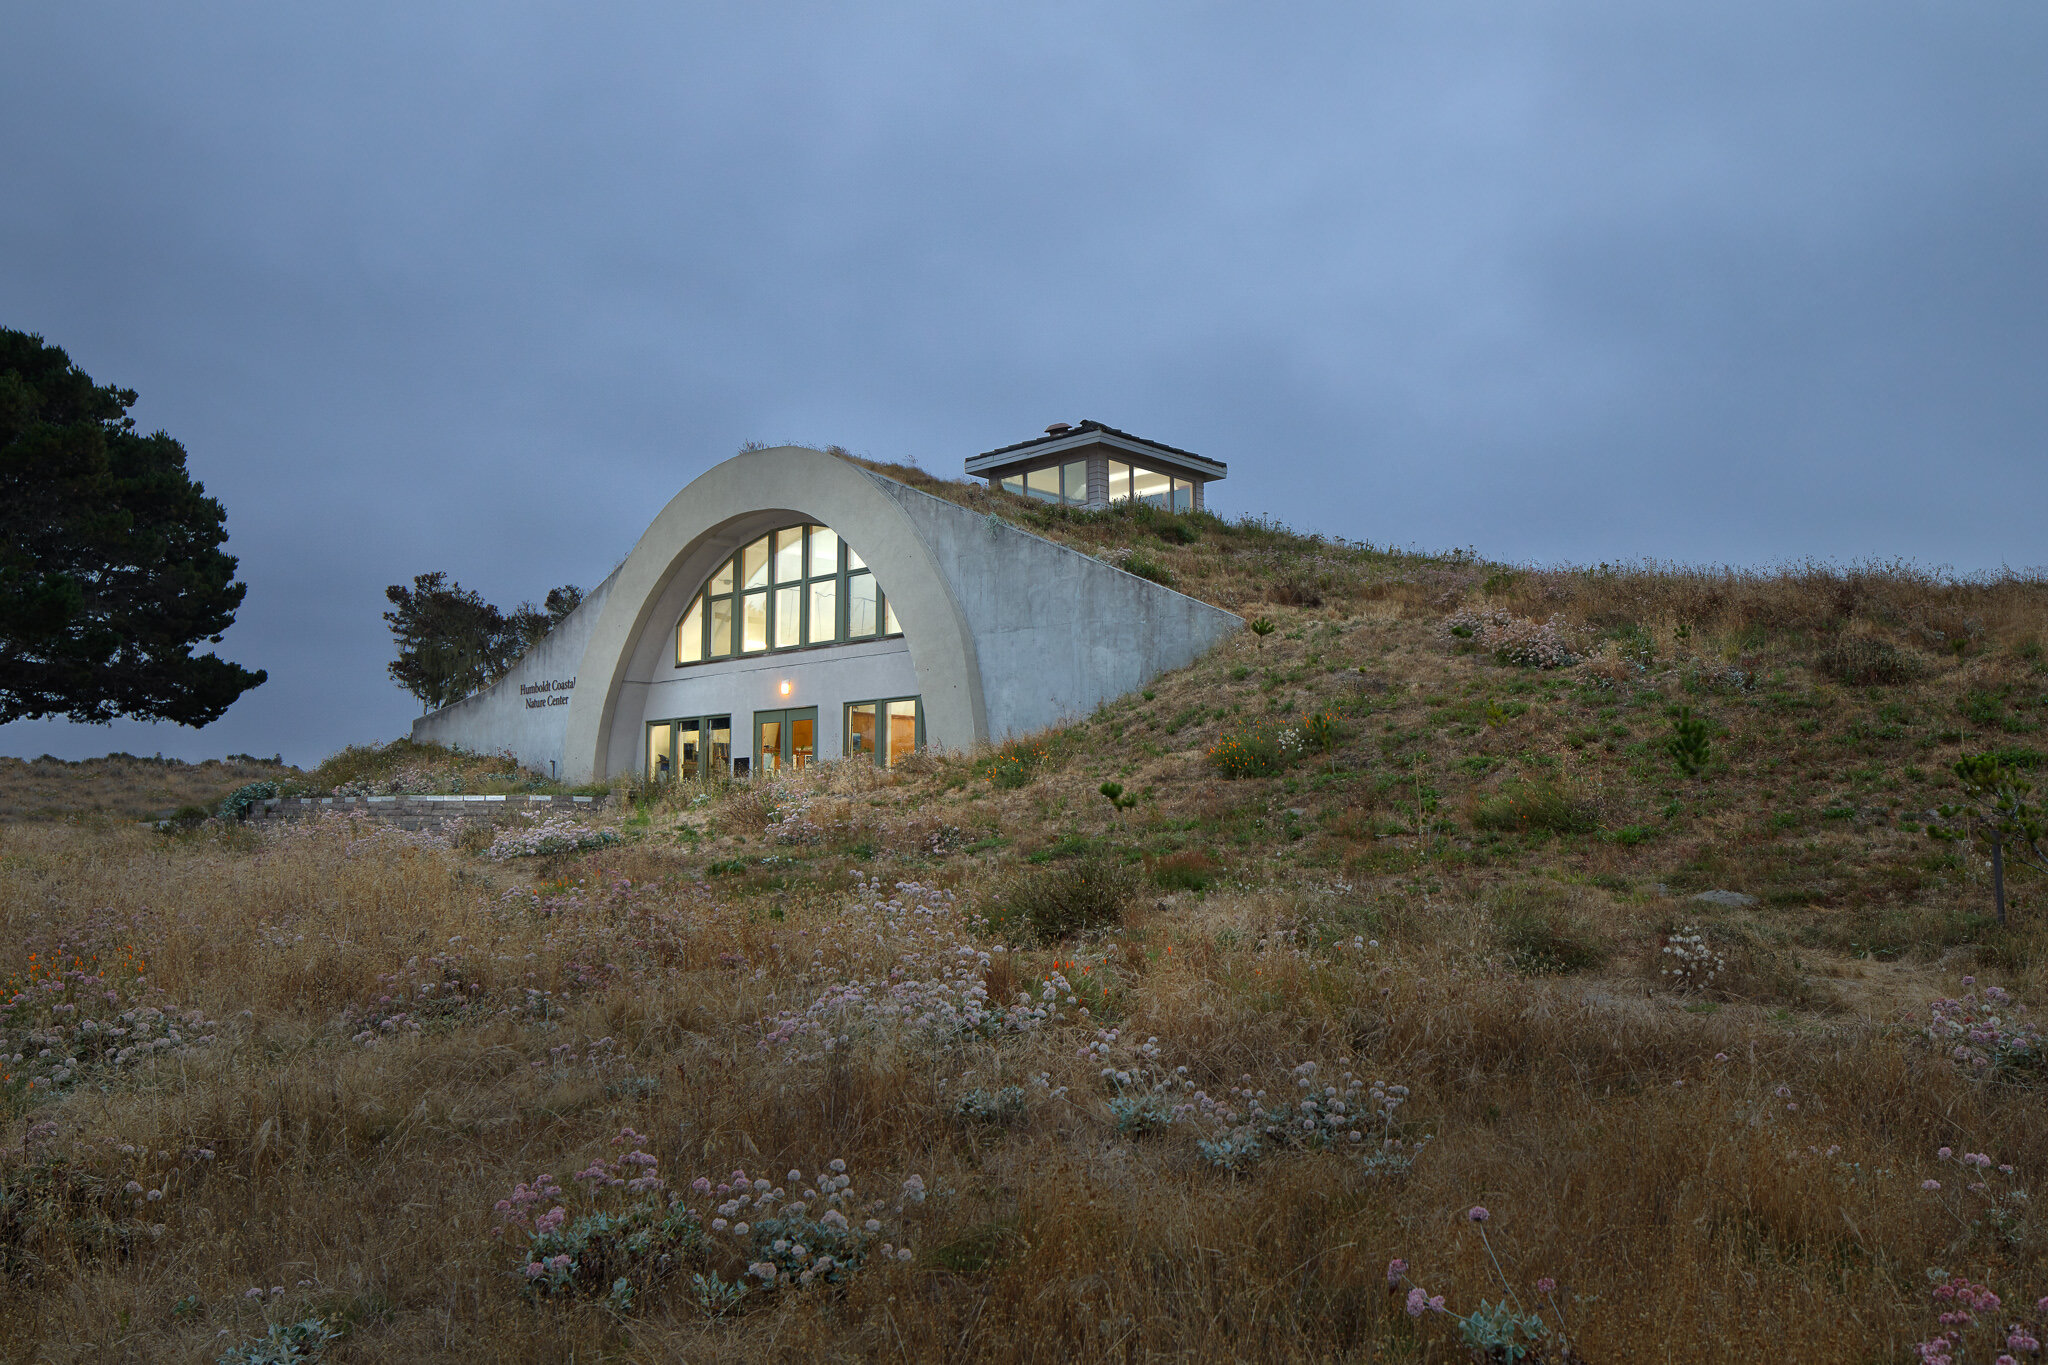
779 681 791 696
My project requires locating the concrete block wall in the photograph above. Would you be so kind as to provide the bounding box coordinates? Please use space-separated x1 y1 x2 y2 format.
242 794 605 833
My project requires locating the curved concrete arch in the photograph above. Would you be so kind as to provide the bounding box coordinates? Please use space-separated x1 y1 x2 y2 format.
560 446 987 783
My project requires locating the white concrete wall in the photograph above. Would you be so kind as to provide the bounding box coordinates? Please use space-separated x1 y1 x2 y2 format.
418 447 1242 781
409 571 616 780
865 477 1241 741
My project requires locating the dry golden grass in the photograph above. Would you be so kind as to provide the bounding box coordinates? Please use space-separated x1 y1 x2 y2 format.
7 483 2048 1360
0 755 299 822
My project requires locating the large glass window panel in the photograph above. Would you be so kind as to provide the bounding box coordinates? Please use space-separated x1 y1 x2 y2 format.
847 571 878 636
742 591 768 651
1001 474 1025 496
774 585 801 648
677 720 701 777
1132 466 1171 508
756 718 782 775
886 700 918 767
708 597 734 656
1063 461 1087 504
1108 461 1131 503
847 544 866 571
807 578 837 645
884 596 901 636
677 597 704 664
791 714 814 768
807 525 837 577
774 527 804 583
647 722 675 782
1025 466 1060 502
709 718 731 771
742 537 770 590
711 558 734 595
1173 479 1195 513
847 703 877 759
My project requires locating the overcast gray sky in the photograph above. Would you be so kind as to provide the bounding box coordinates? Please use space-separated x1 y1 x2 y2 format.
4 3 2044 766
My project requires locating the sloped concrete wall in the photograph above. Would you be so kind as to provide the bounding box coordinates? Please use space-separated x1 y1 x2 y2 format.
409 571 616 780
863 475 1241 741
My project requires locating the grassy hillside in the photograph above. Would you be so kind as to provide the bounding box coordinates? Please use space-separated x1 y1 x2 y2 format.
4 477 2046 1361
0 754 299 822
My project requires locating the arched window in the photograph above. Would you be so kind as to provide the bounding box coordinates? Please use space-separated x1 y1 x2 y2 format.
676 524 901 665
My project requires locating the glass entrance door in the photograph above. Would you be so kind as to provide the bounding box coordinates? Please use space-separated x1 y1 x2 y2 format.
753 708 817 775
647 714 732 781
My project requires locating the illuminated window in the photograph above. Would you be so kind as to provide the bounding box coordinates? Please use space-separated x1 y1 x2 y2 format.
1131 466 1172 508
846 696 922 767
1025 466 1061 502
1062 460 1087 503
1002 460 1093 506
676 597 703 664
1107 460 1131 503
674 523 902 666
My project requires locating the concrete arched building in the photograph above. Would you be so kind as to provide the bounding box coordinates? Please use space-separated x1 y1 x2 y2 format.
412 440 1241 784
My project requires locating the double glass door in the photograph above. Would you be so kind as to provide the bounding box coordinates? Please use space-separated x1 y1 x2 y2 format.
753 707 817 776
646 715 731 782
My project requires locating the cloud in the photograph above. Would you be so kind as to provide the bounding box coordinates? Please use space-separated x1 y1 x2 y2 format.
3 2 2043 761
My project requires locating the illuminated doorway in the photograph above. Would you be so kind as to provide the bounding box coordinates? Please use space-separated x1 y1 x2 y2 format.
752 707 818 776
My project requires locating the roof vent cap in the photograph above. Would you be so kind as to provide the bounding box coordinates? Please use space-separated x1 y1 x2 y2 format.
1044 422 1073 436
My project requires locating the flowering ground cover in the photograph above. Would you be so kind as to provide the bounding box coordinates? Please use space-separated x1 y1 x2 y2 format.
6 499 2048 1359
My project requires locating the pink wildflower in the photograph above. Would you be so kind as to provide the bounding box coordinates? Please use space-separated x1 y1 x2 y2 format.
1938 1147 1953 1160
1468 1206 1489 1223
1406 1288 1427 1318
1387 1258 1407 1287
1923 1180 1942 1191
1537 1277 1557 1294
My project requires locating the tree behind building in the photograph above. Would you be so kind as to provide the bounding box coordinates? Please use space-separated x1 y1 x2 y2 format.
384 575 581 711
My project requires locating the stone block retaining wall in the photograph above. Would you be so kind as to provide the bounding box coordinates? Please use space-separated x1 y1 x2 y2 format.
243 794 605 833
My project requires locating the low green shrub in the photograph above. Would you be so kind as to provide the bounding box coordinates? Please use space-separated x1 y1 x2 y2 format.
1488 883 1610 975
1152 850 1219 892
1206 726 1295 779
165 803 213 830
1816 636 1921 686
1493 904 1610 975
1469 779 1597 835
988 853 1137 943
980 737 1053 789
216 781 279 820
1122 552 1175 588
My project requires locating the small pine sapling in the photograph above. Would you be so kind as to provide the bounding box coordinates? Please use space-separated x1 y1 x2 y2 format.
1665 706 1712 777
1926 753 2048 926
1099 781 1138 820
